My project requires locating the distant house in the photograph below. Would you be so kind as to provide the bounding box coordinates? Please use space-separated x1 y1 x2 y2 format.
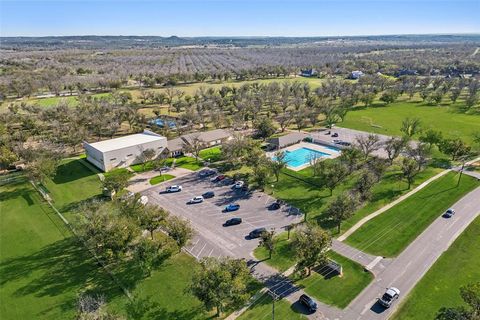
268 132 307 150
396 69 418 77
83 130 167 172
166 129 233 157
349 71 364 80
300 69 318 77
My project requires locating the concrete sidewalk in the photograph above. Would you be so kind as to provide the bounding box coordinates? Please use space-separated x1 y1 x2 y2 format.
126 167 193 193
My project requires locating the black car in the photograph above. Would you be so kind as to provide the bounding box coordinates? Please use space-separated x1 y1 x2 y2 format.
224 217 242 226
332 133 339 137
202 191 215 199
268 200 283 210
248 227 266 239
299 294 318 312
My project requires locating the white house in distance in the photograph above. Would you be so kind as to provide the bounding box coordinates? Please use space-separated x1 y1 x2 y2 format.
83 130 167 172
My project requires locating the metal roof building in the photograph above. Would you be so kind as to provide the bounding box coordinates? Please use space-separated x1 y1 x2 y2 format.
83 130 167 172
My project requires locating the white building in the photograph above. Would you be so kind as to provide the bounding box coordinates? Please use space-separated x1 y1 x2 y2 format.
83 130 167 172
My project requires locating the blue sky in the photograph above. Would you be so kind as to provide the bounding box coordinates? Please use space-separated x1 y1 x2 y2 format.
1 0 479 37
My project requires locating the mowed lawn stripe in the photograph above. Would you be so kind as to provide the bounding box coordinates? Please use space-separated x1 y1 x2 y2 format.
392 216 480 320
345 172 479 257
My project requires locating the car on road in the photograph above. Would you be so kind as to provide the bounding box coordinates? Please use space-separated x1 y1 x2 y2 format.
210 175 226 182
224 203 240 212
248 227 266 239
299 294 318 312
224 217 242 226
202 191 215 199
165 185 182 193
232 180 245 189
443 208 455 218
199 169 216 177
187 196 204 204
378 287 400 308
332 132 339 137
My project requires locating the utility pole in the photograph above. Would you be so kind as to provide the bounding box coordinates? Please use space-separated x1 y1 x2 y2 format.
457 156 468 187
267 288 280 320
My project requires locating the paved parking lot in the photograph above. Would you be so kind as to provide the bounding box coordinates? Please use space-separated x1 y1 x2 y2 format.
143 172 303 260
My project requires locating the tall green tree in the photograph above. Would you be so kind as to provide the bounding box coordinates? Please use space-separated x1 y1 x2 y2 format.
400 117 422 138
325 192 359 233
190 257 251 317
435 282 480 320
140 205 169 239
270 151 287 182
166 216 194 252
293 225 331 277
259 229 276 259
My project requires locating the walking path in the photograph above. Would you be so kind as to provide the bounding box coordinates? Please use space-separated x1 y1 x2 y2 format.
338 169 450 241
339 156 480 241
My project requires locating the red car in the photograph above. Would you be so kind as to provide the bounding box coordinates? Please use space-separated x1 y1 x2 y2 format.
210 175 226 182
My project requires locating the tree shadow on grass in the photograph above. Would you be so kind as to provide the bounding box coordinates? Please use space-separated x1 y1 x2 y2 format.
52 159 97 184
0 238 125 314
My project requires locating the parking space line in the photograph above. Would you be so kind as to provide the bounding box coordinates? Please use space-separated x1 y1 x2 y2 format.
197 243 207 258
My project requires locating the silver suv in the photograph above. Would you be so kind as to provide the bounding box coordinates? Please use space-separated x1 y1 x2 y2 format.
379 287 400 308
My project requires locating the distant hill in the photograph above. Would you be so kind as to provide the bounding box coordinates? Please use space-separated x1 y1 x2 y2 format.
1 34 479 50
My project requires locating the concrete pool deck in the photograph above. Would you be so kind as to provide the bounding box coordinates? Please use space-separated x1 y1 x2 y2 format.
267 141 341 171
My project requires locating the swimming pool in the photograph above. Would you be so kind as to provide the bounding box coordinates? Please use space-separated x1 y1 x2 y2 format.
281 147 330 168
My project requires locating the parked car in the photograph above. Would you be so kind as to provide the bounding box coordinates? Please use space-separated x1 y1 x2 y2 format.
232 180 245 189
165 185 182 193
224 217 242 226
268 200 283 210
210 175 226 182
187 196 204 204
332 132 339 137
378 287 400 308
202 191 215 199
299 294 318 312
224 203 240 212
248 227 266 239
199 169 216 177
443 208 455 218
139 195 149 205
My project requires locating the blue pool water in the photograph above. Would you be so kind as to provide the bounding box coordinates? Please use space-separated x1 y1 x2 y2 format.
282 147 330 168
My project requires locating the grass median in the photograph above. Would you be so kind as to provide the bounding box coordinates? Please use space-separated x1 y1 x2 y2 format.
345 171 480 257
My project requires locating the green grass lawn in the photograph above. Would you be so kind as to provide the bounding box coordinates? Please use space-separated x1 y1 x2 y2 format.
149 174 175 185
296 252 373 309
103 167 133 178
166 156 203 171
393 216 480 320
340 97 480 144
254 233 373 309
0 178 124 319
266 165 441 235
346 172 480 257
131 156 202 173
237 294 306 320
43 159 103 216
199 146 223 163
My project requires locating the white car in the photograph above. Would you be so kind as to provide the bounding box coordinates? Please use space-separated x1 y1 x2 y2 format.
233 181 245 189
138 195 149 205
379 287 400 308
165 185 183 193
187 196 204 204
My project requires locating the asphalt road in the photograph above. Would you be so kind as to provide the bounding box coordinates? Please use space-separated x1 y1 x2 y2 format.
143 172 302 259
335 186 480 320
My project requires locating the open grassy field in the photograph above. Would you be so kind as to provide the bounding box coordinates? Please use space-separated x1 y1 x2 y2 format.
0 170 218 319
341 97 480 144
237 293 307 320
43 158 103 216
345 171 480 257
0 177 124 319
266 165 442 235
254 233 373 309
199 146 223 163
393 216 480 320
